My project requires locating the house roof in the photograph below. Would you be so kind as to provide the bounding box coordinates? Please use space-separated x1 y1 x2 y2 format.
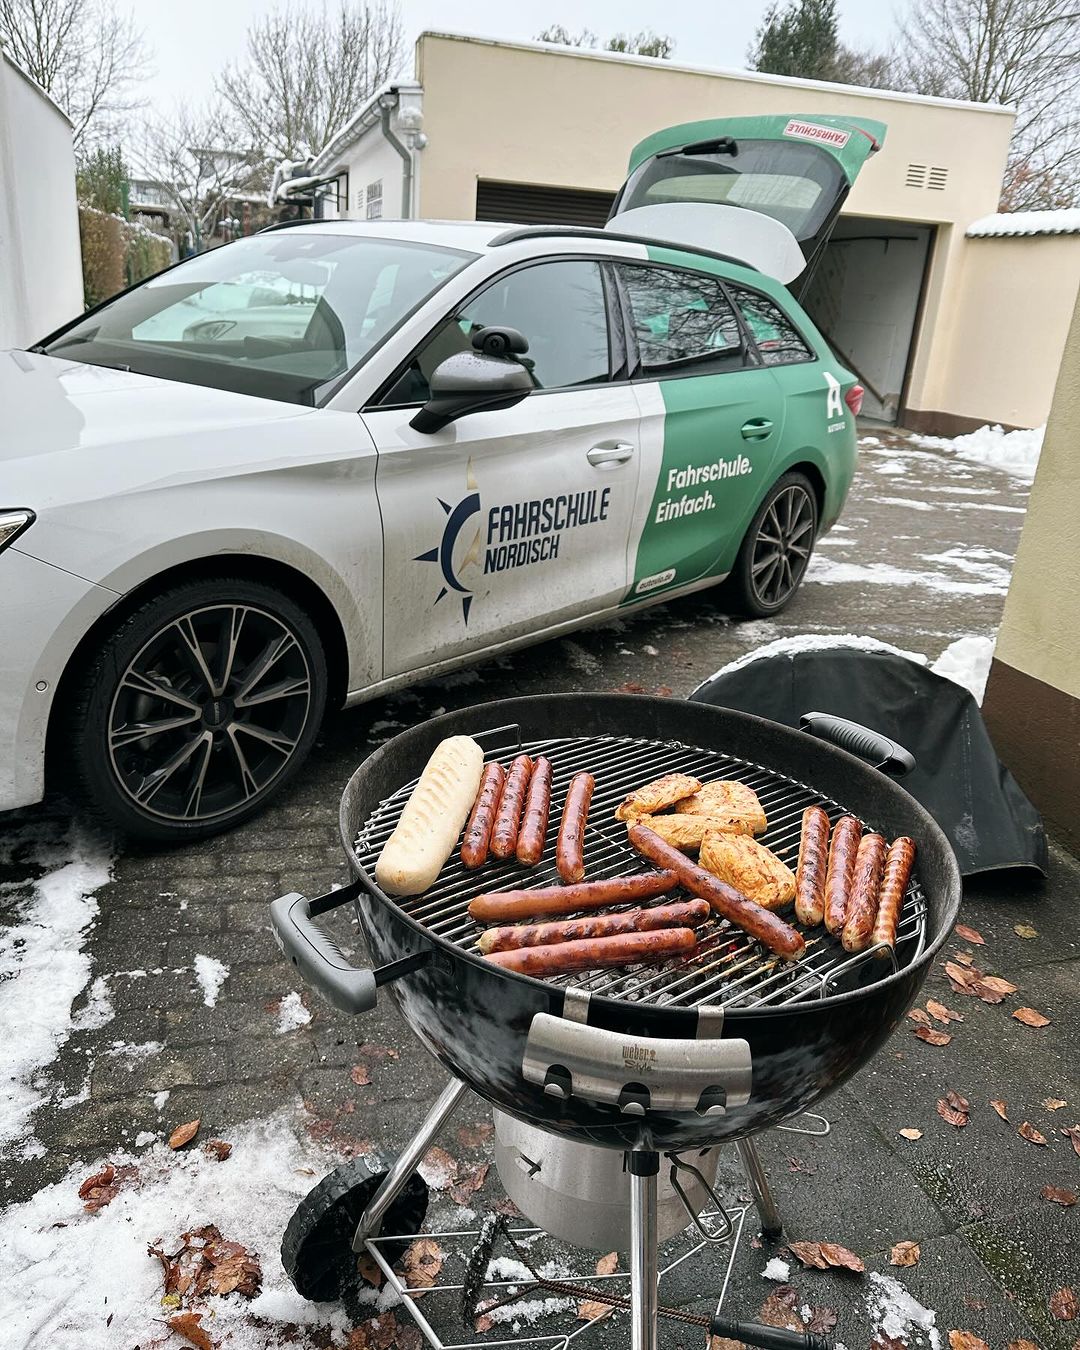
967 209 1080 238
309 80 422 175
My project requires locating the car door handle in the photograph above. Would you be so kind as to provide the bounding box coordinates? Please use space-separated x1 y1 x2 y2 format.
740 418 774 441
587 441 635 466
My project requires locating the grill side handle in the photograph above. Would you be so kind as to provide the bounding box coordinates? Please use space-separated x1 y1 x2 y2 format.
270 889 428 1015
799 712 916 777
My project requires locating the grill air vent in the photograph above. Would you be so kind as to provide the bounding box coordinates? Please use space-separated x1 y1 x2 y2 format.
927 167 949 190
905 163 927 188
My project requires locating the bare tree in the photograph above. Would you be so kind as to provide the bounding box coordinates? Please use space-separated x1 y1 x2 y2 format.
218 0 404 166
0 0 147 151
895 0 1080 208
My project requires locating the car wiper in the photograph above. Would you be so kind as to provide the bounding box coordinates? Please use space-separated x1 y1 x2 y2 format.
657 136 739 159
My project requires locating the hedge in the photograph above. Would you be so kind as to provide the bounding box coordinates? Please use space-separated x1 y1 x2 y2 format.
79 206 173 308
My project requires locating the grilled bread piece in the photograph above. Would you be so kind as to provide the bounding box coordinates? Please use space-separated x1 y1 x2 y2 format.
698 829 795 910
673 781 767 836
614 772 702 822
625 813 753 851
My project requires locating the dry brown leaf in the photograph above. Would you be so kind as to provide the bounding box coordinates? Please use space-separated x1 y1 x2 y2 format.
349 1064 372 1086
872 1337 908 1350
168 1311 214 1350
402 1238 444 1289
357 1041 399 1060
1006 1341 1040 1350
577 1299 614 1322
807 1307 839 1333
890 1241 921 1267
945 961 979 990
954 924 985 945
1041 1185 1077 1206
927 999 964 1024
1018 1121 1048 1145
449 1163 490 1207
1012 1007 1050 1028
914 1025 952 1047
203 1139 232 1162
1014 923 1038 939
203 1235 261 1298
596 1251 618 1276
420 1146 458 1189
949 1332 990 1350
758 1285 803 1331
348 1313 421 1349
899 1127 923 1140
908 1008 932 1026
709 1338 744 1350
977 975 1018 1000
991 1099 1009 1120
788 1241 830 1270
1044 1098 1067 1110
938 1095 969 1128
1050 1287 1078 1320
946 1089 970 1112
456 1122 494 1149
357 1252 385 1288
168 1119 200 1150
954 950 976 966
820 1242 865 1273
78 1163 137 1212
78 1165 114 1199
1064 1126 1080 1157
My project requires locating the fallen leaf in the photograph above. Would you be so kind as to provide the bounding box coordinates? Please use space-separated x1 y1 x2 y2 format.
577 1299 614 1322
1041 1185 1078 1206
758 1285 803 1331
914 1025 952 1046
357 1251 385 1288
168 1119 200 1150
202 1235 261 1298
1050 1287 1078 1320
357 1041 399 1060
899 1127 923 1140
945 961 979 990
203 1139 232 1162
991 1099 1009 1120
807 1307 839 1333
1013 923 1038 939
954 924 985 945
963 1294 988 1312
492 1195 523 1218
1064 1126 1080 1157
349 1064 372 1086
977 975 1018 1001
819 1242 865 1273
946 1089 970 1113
927 999 964 1024
596 1252 618 1276
1012 1007 1050 1028
348 1314 422 1349
1006 1341 1039 1350
938 1097 969 1128
420 1146 458 1189
908 1008 932 1026
890 1241 921 1267
1044 1098 1067 1110
1018 1121 1048 1145
401 1238 444 1289
168 1311 213 1350
456 1122 494 1149
954 950 976 966
949 1333 990 1350
788 1240 830 1270
873 1337 908 1350
615 681 647 694
709 1338 744 1350
78 1165 114 1199
449 1163 490 1207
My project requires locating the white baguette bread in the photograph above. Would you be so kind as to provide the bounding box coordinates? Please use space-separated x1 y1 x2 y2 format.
375 736 485 896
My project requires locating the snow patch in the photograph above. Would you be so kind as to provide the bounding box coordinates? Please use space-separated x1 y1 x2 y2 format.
70 977 114 1033
763 1257 791 1281
931 636 995 703
193 954 229 1008
275 991 311 1034
873 495 935 513
911 423 1044 482
695 633 929 688
152 1090 170 1113
866 1270 941 1350
805 555 1008 596
875 458 907 475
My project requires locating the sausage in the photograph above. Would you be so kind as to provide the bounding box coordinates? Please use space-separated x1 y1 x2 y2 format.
489 754 534 860
515 756 553 866
823 815 863 936
468 871 680 923
871 836 916 952
627 823 806 961
460 762 506 869
485 927 698 977
795 805 830 927
476 899 711 953
841 833 887 953
557 771 595 883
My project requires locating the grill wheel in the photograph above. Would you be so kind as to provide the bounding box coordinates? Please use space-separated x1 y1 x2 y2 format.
281 1156 428 1304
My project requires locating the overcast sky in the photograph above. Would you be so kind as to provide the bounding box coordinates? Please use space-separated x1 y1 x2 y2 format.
136 0 911 110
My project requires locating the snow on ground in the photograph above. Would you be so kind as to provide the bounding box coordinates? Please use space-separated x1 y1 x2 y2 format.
865 1271 942 1350
193 953 229 1008
911 423 1044 482
762 1257 791 1281
275 990 312 1033
0 1113 356 1350
805 555 1008 596
0 826 113 1154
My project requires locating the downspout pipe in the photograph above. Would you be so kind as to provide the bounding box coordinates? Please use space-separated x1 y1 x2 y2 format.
380 98 413 218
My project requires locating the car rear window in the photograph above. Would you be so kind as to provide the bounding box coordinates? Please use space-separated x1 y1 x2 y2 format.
728 285 815 366
618 264 747 378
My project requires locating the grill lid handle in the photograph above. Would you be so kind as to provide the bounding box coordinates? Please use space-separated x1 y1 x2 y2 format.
800 712 915 777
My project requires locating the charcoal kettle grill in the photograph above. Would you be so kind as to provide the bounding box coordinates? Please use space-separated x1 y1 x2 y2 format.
271 694 961 1350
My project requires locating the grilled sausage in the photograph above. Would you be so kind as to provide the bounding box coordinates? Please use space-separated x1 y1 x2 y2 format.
823 815 862 936
515 756 553 866
460 762 506 869
557 771 594 882
476 899 710 953
841 833 887 953
468 871 680 923
795 805 830 927
489 754 534 860
627 823 806 961
485 927 698 977
871 836 916 953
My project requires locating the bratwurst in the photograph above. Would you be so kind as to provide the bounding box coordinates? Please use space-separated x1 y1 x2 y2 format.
468 871 680 923
485 927 698 977
476 899 710 953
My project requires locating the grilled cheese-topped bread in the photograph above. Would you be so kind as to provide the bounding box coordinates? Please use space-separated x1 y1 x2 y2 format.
698 829 795 910
614 772 702 822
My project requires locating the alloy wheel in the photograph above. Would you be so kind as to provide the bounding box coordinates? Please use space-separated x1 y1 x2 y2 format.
749 484 816 609
107 603 312 823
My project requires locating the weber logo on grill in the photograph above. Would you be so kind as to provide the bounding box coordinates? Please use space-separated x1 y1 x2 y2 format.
783 119 850 148
623 1044 657 1072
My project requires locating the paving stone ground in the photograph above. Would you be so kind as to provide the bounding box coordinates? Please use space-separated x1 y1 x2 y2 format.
3 428 1077 1349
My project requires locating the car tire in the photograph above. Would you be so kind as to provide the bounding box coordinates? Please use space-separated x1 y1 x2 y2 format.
66 577 328 844
726 471 819 618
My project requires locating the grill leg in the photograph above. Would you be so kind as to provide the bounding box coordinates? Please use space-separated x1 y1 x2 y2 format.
628 1152 660 1350
736 1137 784 1239
352 1079 469 1251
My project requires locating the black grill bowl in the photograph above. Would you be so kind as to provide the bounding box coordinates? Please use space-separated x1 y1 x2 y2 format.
339 695 961 1151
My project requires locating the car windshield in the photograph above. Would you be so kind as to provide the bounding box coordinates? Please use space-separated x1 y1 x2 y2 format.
40 231 475 406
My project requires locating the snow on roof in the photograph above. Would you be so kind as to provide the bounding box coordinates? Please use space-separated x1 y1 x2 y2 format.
967 208 1080 238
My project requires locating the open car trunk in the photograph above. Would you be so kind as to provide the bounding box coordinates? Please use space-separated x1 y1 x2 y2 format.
608 113 885 295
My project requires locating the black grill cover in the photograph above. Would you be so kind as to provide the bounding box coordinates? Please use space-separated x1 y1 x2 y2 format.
689 647 1046 878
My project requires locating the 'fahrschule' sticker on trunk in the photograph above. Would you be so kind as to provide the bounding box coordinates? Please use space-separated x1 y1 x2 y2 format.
783 118 850 149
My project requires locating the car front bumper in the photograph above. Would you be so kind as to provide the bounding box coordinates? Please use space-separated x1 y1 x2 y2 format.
0 548 119 811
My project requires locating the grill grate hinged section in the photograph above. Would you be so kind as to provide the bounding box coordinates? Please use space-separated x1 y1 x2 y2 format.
353 729 927 1011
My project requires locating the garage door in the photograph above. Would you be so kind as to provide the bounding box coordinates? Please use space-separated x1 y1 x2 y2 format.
476 180 616 228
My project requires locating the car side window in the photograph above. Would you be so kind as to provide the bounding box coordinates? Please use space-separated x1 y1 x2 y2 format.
728 285 814 366
380 259 611 405
618 264 746 378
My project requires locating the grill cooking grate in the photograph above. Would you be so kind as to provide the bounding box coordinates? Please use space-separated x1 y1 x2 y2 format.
353 728 927 1011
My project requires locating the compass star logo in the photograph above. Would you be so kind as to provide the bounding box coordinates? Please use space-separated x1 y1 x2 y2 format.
415 489 482 624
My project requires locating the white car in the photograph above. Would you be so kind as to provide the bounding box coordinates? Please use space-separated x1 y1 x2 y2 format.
2 117 878 840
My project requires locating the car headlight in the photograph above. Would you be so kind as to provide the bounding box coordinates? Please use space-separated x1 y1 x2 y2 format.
0 510 34 552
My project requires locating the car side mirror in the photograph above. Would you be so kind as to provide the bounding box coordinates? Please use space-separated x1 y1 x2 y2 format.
410 347 534 434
